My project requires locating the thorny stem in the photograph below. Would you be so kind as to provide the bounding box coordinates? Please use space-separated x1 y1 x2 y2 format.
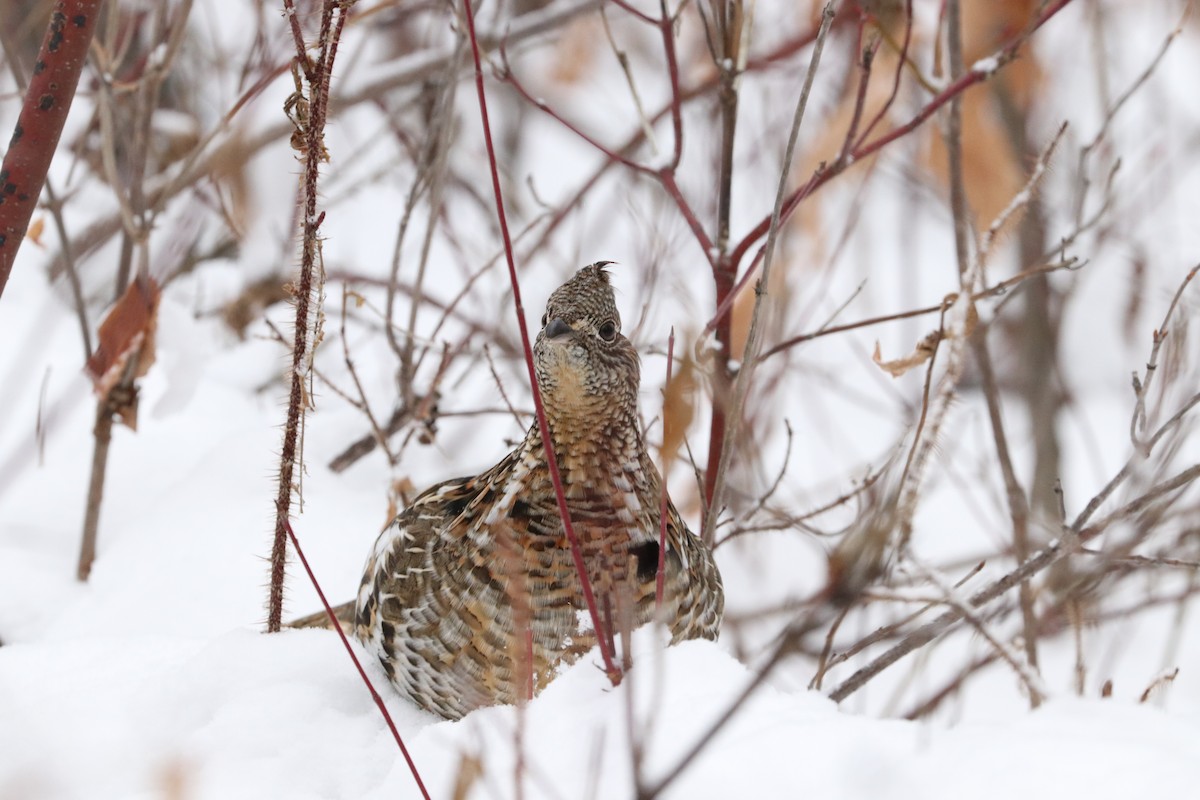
269 0 352 633
460 0 620 682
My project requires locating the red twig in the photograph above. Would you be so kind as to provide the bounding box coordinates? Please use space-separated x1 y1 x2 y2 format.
284 520 431 800
650 0 685 171
837 17 879 166
853 0 914 150
498 44 715 259
0 0 103 300
461 0 620 683
708 0 1077 333
608 0 656 26
516 15 847 267
656 328 675 611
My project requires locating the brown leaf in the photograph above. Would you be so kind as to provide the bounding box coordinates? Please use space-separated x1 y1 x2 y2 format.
86 276 161 429
1139 668 1179 704
208 130 256 238
26 216 45 247
661 352 696 469
549 18 599 85
450 751 483 800
221 274 289 339
872 330 941 378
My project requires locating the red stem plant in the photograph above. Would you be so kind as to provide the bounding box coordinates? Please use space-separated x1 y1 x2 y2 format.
461 0 621 683
0 0 102 299
284 519 431 799
501 0 1076 543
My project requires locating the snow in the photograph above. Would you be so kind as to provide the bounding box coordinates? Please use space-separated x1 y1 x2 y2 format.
970 56 1000 76
2 0 1200 797
1 628 1196 798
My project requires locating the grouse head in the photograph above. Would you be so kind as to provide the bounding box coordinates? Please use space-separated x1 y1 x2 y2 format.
533 262 641 421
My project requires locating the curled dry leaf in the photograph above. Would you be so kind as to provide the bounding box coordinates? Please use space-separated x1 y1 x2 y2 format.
873 295 978 377
1139 667 1179 704
85 276 162 430
873 330 942 378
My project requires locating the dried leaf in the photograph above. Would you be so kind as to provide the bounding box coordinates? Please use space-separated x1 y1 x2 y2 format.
661 353 696 468
1139 667 1179 704
450 751 483 800
221 275 290 339
550 18 599 85
872 330 941 378
26 216 45 247
208 130 256 237
86 276 161 429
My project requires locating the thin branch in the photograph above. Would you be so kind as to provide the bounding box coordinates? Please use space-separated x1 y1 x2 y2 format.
759 258 1081 360
907 555 1050 705
1132 263 1200 451
944 0 1042 692
461 0 620 682
656 328 675 611
284 519 431 800
828 463 1200 703
712 0 1077 330
0 0 103 299
700 1 837 545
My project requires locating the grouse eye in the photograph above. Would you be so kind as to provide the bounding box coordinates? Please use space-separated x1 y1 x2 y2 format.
598 320 617 342
540 313 548 328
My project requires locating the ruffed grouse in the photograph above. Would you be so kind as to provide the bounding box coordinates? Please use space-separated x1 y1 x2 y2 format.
316 263 723 719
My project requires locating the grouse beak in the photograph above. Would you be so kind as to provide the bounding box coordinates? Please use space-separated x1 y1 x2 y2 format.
543 317 572 341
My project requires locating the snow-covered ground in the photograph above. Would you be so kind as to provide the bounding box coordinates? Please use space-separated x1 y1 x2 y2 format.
3 625 1198 798
2 0 1200 797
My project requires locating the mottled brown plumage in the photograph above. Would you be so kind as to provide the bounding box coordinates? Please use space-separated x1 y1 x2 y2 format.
353 263 723 719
